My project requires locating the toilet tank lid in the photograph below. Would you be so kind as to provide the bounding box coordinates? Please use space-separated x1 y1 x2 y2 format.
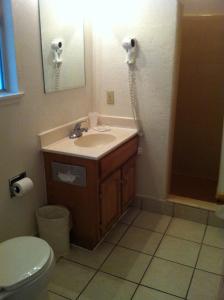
0 236 51 289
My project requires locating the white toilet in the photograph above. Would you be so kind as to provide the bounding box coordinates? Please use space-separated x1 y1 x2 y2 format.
0 236 55 300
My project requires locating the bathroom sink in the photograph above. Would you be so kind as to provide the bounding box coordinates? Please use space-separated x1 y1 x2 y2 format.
74 133 116 147
41 127 138 159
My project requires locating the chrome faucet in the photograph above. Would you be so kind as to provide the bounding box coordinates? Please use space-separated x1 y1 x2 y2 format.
69 120 88 139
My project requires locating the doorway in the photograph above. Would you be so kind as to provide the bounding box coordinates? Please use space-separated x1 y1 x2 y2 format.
171 12 224 203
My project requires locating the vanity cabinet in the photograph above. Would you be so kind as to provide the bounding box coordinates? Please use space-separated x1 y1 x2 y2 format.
43 135 138 249
100 170 121 234
122 157 136 210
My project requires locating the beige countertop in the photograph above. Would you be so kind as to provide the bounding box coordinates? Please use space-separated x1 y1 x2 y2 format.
41 127 138 160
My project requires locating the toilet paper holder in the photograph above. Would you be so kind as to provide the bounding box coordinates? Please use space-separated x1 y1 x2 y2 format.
9 172 26 198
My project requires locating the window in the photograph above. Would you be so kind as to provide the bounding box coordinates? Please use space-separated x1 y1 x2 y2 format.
0 46 4 90
0 0 23 100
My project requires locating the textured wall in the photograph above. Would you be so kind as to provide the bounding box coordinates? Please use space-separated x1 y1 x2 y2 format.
92 0 180 200
0 0 92 241
0 0 180 241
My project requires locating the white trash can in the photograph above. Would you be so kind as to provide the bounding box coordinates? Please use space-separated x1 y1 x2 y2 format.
36 205 70 258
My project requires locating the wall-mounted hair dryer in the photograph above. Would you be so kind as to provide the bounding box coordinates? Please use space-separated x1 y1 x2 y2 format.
122 37 137 65
51 38 63 66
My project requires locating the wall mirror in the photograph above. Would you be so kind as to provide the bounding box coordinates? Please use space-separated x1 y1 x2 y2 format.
39 0 85 93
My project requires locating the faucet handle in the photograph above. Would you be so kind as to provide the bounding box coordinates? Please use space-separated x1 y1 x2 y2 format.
74 120 88 130
69 120 88 139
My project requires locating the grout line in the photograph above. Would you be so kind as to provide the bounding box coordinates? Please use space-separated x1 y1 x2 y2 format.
131 223 171 235
165 233 203 245
52 210 224 300
62 257 97 271
48 289 72 300
202 242 224 250
194 267 224 277
99 269 140 285
76 208 141 299
64 247 224 285
172 203 175 217
185 224 208 299
65 239 224 279
130 223 224 250
76 267 185 300
131 216 174 299
138 283 185 299
54 257 98 300
75 269 97 300
206 209 209 225
153 256 195 269
96 238 224 277
75 245 116 299
109 242 154 256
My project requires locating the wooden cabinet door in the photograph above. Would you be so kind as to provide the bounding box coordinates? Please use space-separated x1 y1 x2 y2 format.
122 156 136 211
100 170 121 234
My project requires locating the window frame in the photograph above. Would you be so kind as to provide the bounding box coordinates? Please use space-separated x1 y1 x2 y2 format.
0 0 24 103
0 25 6 91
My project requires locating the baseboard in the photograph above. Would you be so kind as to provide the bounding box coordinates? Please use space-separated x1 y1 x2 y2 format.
135 194 224 228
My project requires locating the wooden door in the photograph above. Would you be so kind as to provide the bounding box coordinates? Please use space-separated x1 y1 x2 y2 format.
100 170 121 234
121 156 136 211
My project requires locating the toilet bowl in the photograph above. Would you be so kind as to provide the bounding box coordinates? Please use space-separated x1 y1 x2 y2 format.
0 236 55 300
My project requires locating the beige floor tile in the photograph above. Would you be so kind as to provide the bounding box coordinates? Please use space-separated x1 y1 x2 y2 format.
48 259 95 300
64 242 114 269
187 270 224 300
79 272 137 300
133 211 171 233
133 286 181 300
142 198 174 216
105 223 128 244
120 208 140 224
167 218 206 242
197 245 224 275
141 257 193 298
208 212 224 228
203 226 224 248
101 246 151 283
156 235 200 267
119 226 163 255
48 292 67 300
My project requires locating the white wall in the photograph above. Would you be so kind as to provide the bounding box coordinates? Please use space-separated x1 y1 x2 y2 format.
0 0 180 240
92 0 180 200
0 0 92 241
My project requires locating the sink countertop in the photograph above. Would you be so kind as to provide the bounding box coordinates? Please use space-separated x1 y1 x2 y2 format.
41 127 138 160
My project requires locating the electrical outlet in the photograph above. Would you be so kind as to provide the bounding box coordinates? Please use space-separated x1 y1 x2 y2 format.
106 91 115 105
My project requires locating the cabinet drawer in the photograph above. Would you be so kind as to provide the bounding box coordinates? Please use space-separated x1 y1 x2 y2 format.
100 136 138 179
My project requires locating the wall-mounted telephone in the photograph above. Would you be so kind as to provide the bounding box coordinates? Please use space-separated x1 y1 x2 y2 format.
51 38 63 66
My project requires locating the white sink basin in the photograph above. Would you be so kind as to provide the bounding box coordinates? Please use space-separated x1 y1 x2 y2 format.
74 133 116 148
41 127 138 160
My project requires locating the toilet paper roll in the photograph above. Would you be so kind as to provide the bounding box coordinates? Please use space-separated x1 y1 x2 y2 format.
13 177 34 197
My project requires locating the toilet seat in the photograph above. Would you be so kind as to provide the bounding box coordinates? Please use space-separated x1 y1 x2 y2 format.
0 236 52 292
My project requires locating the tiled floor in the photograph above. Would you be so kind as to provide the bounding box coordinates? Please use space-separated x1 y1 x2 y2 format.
48 208 224 300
